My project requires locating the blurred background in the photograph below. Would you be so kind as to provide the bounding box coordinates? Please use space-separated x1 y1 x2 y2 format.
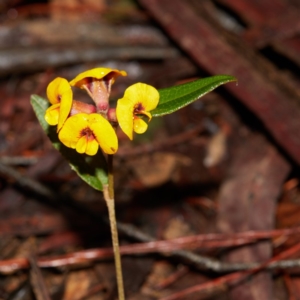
1 0 300 299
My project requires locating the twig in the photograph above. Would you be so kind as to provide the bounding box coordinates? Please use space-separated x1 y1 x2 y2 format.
0 156 39 166
160 271 239 300
2 238 300 274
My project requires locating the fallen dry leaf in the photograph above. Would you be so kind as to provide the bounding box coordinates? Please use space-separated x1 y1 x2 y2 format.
129 152 191 187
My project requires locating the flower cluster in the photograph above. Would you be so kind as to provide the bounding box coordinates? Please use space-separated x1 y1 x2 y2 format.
44 68 159 156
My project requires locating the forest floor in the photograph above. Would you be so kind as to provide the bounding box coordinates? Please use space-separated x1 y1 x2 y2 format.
1 0 300 299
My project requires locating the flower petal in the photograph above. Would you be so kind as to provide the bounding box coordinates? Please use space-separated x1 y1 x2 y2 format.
138 110 152 121
58 114 89 149
133 118 148 134
76 136 88 154
122 83 159 111
85 139 99 156
45 103 60 125
57 86 73 132
116 97 134 140
89 114 118 154
69 68 127 88
47 77 72 105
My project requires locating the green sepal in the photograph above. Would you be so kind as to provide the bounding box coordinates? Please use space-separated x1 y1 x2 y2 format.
30 95 108 191
152 75 237 117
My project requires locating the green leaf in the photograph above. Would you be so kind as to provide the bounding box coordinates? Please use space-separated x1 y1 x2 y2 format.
152 75 236 117
30 95 108 191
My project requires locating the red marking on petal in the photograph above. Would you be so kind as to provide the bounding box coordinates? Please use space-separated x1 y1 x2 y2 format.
134 102 144 114
80 127 95 140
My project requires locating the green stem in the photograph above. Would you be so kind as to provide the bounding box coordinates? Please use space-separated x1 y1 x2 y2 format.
103 155 125 300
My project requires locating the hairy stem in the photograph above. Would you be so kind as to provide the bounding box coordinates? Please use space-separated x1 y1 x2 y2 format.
103 155 125 300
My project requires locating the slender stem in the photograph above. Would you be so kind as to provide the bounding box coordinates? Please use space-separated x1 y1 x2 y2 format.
103 155 125 300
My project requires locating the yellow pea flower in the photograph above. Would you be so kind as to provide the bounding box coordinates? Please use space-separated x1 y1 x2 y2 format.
70 68 127 113
58 113 118 155
116 83 159 140
45 77 73 131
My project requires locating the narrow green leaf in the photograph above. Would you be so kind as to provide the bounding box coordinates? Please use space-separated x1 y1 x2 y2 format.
30 94 108 191
152 75 236 117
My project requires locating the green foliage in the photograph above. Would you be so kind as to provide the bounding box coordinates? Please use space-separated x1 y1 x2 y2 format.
30 95 108 191
152 75 237 117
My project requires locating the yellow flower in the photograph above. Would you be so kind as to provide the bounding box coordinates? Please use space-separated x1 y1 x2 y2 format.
45 77 73 131
58 113 118 155
116 83 159 140
70 68 127 113
70 67 127 87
